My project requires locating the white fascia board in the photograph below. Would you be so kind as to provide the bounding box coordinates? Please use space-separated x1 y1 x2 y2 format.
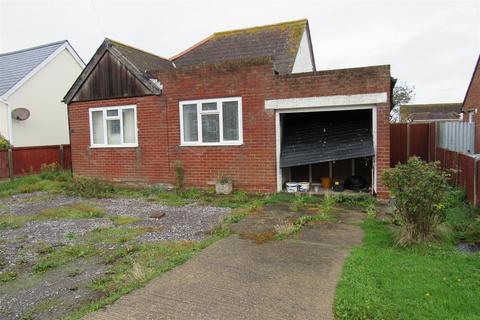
1 42 84 100
265 92 388 110
65 42 86 68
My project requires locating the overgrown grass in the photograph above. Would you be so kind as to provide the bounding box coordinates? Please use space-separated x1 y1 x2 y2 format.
334 218 480 319
109 215 143 226
444 189 480 244
275 195 337 240
0 173 68 198
33 244 96 273
0 203 105 230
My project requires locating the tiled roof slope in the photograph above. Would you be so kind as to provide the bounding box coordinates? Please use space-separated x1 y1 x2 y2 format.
172 19 309 74
0 40 66 97
108 39 174 74
400 103 462 121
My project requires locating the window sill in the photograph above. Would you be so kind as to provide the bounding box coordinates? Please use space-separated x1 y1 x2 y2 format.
90 144 139 149
179 142 243 147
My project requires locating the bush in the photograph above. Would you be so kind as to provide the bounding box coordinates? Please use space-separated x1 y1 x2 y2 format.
0 136 10 149
66 176 115 198
383 157 449 245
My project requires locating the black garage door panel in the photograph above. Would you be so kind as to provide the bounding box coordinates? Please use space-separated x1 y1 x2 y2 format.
280 111 374 168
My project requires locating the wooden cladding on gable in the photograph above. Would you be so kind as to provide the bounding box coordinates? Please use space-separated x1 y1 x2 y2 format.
71 51 153 102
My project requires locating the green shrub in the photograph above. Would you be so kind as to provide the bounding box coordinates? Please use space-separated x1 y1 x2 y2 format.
0 135 10 149
66 176 115 198
383 157 449 245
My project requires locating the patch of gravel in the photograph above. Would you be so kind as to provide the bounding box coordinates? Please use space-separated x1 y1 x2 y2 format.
96 198 231 241
0 257 107 320
0 192 86 216
0 219 113 267
0 193 232 266
0 192 232 319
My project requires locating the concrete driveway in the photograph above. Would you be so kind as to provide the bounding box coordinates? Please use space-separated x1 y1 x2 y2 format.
85 205 364 320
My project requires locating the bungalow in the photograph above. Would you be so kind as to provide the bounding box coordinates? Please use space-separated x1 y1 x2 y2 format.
64 19 392 199
0 40 85 147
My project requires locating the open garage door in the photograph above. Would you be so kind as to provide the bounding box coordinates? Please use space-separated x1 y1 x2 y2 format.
279 109 375 193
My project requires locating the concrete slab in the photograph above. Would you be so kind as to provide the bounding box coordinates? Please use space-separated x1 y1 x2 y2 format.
85 206 364 320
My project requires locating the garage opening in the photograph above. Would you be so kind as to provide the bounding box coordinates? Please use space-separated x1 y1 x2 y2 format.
279 109 375 194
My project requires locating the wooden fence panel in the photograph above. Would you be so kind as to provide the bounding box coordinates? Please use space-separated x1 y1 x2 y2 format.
0 150 8 179
458 153 475 203
409 123 429 162
390 124 408 167
0 145 72 178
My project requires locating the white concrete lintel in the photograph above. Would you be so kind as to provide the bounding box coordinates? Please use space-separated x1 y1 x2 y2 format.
265 92 388 110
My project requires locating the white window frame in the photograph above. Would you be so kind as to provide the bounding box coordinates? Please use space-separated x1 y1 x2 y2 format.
89 105 138 148
179 97 243 146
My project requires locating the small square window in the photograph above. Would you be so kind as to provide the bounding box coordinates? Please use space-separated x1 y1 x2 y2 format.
202 102 217 111
106 110 118 117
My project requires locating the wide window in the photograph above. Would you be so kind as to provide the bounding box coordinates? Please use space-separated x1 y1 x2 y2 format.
89 105 137 147
180 97 243 146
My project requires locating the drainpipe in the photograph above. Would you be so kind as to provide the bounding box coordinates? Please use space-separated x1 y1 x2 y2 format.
0 97 13 145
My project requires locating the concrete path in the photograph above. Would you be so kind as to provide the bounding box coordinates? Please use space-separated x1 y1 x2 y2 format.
85 206 364 320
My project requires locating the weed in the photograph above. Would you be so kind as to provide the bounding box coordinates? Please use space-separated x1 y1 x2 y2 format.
65 232 77 241
33 244 96 273
0 271 17 282
39 203 105 220
66 176 115 198
174 160 184 192
239 231 276 244
67 268 84 277
109 216 143 226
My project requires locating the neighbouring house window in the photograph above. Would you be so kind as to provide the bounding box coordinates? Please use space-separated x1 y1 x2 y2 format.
89 105 137 147
179 97 243 145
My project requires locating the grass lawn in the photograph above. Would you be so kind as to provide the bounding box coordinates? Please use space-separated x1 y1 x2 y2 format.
335 218 480 320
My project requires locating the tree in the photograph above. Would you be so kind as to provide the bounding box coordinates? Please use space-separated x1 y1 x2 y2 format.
390 82 416 122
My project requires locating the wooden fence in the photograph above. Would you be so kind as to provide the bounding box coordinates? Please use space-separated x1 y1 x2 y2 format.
390 123 436 166
0 145 71 179
391 122 480 207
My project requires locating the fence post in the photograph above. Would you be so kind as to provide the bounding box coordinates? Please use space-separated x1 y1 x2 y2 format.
59 145 65 169
7 148 13 181
474 159 478 208
406 123 411 159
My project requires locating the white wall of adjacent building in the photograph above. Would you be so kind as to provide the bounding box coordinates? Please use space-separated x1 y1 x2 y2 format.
292 30 314 73
0 100 9 141
6 49 83 147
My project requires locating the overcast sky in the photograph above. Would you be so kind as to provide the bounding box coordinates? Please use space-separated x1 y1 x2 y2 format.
1 0 479 103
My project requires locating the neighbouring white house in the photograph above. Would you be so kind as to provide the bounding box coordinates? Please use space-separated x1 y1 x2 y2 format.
0 40 85 147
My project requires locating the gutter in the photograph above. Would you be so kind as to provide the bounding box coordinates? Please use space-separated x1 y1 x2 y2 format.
0 97 13 145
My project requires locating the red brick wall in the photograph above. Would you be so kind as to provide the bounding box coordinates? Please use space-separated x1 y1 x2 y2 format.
463 56 480 152
68 62 391 197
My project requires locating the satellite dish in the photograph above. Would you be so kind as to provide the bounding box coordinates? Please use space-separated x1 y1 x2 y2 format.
12 108 30 121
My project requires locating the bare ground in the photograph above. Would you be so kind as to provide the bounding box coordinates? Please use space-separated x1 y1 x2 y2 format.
0 192 230 320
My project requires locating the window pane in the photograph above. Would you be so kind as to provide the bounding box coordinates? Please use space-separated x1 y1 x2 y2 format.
202 114 219 142
222 101 239 141
202 102 217 111
122 108 136 144
182 104 198 142
107 109 118 117
92 111 104 144
107 119 121 145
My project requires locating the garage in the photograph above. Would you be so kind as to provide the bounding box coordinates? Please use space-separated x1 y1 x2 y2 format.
279 108 375 193
267 93 384 195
